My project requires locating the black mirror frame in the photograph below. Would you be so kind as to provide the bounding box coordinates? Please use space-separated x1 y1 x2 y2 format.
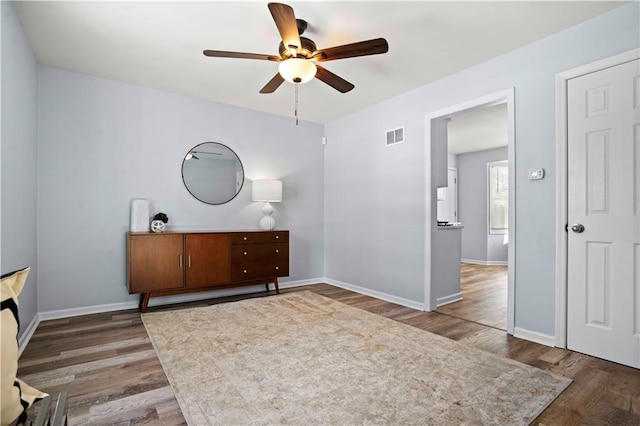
181 142 245 205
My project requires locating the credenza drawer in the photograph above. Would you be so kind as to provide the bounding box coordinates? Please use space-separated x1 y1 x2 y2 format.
231 262 289 281
231 243 288 262
231 231 288 245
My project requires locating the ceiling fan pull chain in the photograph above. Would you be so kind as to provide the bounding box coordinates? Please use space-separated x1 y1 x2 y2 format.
295 83 299 126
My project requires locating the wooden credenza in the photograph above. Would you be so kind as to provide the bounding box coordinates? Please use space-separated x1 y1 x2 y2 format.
127 230 289 312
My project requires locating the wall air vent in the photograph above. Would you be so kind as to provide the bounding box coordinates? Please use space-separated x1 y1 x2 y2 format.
385 126 405 146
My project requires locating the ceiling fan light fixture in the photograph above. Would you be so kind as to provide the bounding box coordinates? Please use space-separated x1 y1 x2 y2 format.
278 58 317 84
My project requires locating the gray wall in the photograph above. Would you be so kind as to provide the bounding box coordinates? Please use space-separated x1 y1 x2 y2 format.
1 2 39 337
458 147 508 263
324 3 639 336
37 66 325 312
3 2 639 340
447 153 457 169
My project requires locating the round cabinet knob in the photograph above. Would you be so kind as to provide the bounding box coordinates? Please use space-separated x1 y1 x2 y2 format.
275 249 279 253
276 236 279 239
243 252 248 256
571 224 585 233
243 236 247 241
275 266 279 270
243 269 247 273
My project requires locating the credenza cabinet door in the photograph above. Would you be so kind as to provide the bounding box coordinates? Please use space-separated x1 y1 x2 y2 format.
128 234 184 293
185 233 231 287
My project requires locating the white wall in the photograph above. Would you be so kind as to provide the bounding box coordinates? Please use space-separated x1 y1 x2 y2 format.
324 2 639 336
458 147 508 263
1 2 39 337
37 66 325 312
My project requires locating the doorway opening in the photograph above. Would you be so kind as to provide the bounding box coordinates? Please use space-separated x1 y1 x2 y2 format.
424 89 515 335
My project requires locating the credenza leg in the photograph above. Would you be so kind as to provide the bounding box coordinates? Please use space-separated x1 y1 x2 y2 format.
265 283 270 292
139 293 151 313
274 277 280 294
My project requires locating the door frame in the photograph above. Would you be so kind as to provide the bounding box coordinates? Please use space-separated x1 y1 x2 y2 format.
424 88 515 335
554 48 640 348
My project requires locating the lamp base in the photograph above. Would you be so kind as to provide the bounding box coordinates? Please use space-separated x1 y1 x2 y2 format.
259 202 276 231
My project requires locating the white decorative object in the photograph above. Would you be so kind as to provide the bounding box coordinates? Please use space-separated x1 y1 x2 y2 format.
252 179 282 231
150 220 166 233
130 199 150 232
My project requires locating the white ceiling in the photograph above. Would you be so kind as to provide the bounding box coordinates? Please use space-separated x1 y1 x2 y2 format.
13 1 626 124
448 103 508 154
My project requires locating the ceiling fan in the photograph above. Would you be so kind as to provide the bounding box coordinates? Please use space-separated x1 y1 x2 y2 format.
203 2 389 94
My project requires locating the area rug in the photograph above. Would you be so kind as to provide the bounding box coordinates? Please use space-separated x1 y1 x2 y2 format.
142 291 571 425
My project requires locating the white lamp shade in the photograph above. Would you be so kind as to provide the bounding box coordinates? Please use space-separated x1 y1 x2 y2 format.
252 179 282 202
278 58 317 84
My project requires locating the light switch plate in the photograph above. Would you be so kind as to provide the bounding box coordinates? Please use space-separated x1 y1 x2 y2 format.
528 168 545 180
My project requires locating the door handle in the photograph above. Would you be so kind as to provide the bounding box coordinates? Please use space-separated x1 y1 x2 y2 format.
571 224 585 233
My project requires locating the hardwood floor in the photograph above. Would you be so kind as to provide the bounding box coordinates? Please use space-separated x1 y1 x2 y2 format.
437 263 508 330
17 284 640 425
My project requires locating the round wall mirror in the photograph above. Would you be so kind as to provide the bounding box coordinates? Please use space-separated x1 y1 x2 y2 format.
181 142 244 205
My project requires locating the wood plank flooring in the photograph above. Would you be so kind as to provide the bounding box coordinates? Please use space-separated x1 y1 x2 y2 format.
17 284 640 425
437 263 508 330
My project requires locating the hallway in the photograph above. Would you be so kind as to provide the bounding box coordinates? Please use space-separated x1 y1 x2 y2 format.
437 263 507 330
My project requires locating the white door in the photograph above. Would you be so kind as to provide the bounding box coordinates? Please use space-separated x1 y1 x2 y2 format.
437 168 458 223
567 59 640 368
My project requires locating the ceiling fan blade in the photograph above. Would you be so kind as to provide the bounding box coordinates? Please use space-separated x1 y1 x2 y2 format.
313 38 389 62
203 50 281 61
315 65 354 93
268 3 302 53
259 73 285 94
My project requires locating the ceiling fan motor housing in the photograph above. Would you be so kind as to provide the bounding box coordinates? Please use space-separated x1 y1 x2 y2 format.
279 37 317 60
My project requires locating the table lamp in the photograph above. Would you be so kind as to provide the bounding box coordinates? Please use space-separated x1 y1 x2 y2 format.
252 179 282 231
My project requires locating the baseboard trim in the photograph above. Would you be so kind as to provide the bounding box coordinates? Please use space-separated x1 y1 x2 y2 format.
279 278 326 288
461 259 508 266
18 314 40 357
22 283 315 354
513 327 556 347
436 292 463 307
38 301 138 322
34 279 325 323
20 278 419 353
325 278 425 311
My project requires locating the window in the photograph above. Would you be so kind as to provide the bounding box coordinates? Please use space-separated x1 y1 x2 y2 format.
488 161 508 234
